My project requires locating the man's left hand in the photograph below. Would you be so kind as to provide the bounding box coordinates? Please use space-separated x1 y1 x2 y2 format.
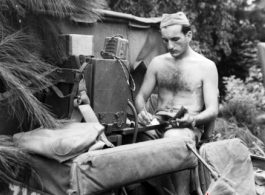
170 113 194 128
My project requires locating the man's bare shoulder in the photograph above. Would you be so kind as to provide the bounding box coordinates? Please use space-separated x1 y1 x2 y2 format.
191 52 217 73
148 53 171 70
201 57 217 75
151 53 171 63
192 53 219 83
192 52 215 66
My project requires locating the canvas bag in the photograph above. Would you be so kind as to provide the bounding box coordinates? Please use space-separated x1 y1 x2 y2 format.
13 122 104 162
199 138 256 195
68 136 198 195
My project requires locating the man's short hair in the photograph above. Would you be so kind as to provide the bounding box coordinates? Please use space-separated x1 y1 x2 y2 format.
181 25 191 35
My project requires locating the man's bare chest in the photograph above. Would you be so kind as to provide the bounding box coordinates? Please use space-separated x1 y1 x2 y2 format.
157 66 202 92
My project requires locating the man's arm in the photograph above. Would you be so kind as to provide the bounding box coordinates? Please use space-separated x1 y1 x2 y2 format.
135 58 158 125
177 61 219 127
194 61 219 126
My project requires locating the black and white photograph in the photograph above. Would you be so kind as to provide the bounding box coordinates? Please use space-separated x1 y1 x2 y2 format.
0 0 265 195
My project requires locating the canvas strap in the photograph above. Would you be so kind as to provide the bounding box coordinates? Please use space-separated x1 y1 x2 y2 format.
67 61 88 119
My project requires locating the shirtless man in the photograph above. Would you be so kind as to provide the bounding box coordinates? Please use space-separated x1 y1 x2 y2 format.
135 12 219 142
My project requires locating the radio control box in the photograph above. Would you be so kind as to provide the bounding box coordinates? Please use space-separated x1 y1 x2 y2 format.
102 37 129 60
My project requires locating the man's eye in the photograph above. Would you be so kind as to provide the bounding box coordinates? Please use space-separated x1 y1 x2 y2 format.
172 38 179 42
162 39 168 43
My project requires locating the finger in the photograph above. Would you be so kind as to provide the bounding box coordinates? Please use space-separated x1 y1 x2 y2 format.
138 114 146 124
138 113 144 124
144 111 153 121
148 113 153 120
138 113 150 125
139 120 149 126
178 113 189 122
109 143 115 148
141 111 152 123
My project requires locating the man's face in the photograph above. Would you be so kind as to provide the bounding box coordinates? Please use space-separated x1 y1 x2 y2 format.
161 25 191 58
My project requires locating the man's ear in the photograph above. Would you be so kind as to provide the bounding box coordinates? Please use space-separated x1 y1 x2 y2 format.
186 31 192 42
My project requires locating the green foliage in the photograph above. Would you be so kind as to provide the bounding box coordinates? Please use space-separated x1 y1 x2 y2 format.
223 66 265 109
247 6 265 41
214 66 265 153
219 66 265 134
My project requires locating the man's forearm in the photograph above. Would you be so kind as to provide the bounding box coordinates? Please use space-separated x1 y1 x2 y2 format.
135 95 146 113
193 107 218 127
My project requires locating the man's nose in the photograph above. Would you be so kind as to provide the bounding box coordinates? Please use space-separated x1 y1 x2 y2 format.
168 41 174 50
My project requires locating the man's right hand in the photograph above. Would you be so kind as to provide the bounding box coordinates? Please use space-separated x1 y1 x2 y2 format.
138 110 153 126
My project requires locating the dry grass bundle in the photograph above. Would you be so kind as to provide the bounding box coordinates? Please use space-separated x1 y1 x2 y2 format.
213 118 265 156
0 27 61 129
1 0 106 20
0 136 34 193
0 0 107 129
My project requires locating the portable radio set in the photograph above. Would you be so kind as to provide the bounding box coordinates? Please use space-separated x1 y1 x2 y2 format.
101 36 129 60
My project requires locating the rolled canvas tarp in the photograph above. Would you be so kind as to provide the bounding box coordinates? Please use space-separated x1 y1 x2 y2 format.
69 137 197 195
